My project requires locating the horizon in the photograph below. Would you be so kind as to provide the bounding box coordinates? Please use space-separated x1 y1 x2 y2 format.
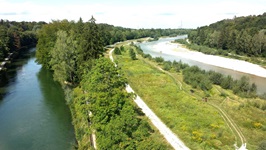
0 0 265 29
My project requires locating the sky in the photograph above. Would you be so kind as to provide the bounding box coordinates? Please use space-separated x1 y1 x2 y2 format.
0 0 265 29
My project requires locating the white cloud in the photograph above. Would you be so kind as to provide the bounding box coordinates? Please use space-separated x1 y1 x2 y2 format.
0 0 265 28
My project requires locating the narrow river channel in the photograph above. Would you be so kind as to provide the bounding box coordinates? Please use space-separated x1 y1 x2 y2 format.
139 35 266 94
0 48 75 150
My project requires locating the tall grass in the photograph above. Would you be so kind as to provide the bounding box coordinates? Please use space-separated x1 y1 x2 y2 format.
114 45 266 150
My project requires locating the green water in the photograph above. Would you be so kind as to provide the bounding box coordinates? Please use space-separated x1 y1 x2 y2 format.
0 48 75 150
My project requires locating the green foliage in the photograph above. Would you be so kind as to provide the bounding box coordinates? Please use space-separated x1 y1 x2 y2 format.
36 20 72 68
154 56 164 63
70 57 165 149
134 45 144 55
70 87 91 149
174 39 187 44
81 16 104 61
172 60 181 72
0 20 41 61
35 17 191 149
36 17 106 82
208 71 223 85
49 30 79 85
232 76 254 97
143 53 152 59
120 45 125 52
221 75 234 89
189 13 266 58
163 61 172 71
183 66 212 91
98 24 191 45
129 48 136 60
114 47 121 55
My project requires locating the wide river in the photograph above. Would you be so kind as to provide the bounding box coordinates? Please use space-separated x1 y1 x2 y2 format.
0 48 75 150
139 35 266 94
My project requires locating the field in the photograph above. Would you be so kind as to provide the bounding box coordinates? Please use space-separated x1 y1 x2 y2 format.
112 43 266 150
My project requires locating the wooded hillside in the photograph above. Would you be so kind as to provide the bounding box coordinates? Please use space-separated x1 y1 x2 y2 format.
189 13 266 57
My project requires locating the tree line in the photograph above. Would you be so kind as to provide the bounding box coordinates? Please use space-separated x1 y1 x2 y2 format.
0 19 44 61
36 17 190 85
36 17 185 149
188 13 266 57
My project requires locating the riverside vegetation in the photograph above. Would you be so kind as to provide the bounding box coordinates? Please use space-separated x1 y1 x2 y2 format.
0 19 44 61
0 20 44 82
35 17 188 149
113 43 266 149
187 13 266 68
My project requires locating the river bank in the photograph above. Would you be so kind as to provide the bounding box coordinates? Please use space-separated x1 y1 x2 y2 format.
153 41 266 78
0 44 37 85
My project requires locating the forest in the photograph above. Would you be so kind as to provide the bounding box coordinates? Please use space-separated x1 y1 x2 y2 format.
35 17 188 149
0 19 44 61
188 13 266 58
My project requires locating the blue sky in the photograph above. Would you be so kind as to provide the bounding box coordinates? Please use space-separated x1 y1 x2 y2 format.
0 0 265 28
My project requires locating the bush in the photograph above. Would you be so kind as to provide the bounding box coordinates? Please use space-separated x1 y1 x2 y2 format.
143 54 152 59
183 66 212 91
129 48 136 60
208 71 223 85
172 60 181 72
154 57 164 63
120 46 125 52
134 45 144 55
163 61 172 71
114 47 121 55
221 75 233 89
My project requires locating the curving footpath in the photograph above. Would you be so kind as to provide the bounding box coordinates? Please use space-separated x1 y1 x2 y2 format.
109 48 190 150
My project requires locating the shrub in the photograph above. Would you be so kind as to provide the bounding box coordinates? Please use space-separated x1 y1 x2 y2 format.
120 46 125 52
114 47 121 55
143 54 152 59
129 48 136 60
154 57 164 63
172 60 181 72
163 61 172 71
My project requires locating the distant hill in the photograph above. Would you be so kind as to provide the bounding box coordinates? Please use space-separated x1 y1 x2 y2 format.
188 13 266 57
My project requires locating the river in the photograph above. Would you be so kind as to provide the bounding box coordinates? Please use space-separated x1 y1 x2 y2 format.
139 35 266 94
0 48 75 150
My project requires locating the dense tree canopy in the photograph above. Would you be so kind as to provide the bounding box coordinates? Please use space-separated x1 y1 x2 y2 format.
0 19 43 61
71 58 167 149
188 13 266 57
36 17 190 84
35 17 185 149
